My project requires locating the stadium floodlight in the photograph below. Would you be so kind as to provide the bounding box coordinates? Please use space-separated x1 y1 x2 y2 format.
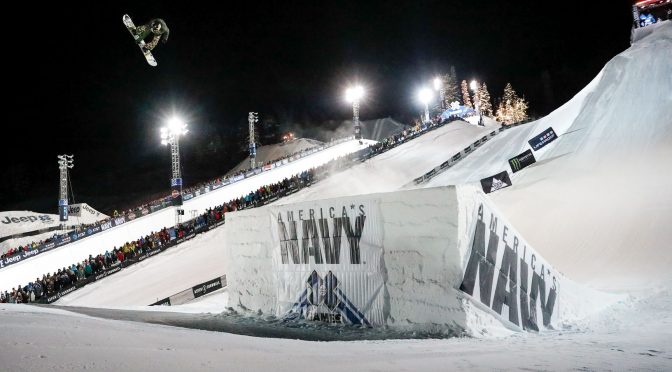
345 85 365 103
418 87 433 123
345 85 365 140
418 87 433 105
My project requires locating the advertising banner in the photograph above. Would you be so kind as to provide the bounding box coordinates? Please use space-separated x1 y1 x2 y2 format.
528 127 557 151
458 195 560 331
508 149 537 173
171 178 183 206
67 204 82 217
270 199 384 326
480 171 512 194
58 199 68 222
192 277 224 298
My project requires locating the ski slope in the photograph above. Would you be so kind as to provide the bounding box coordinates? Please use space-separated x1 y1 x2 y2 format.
279 120 499 204
426 21 672 290
226 138 324 175
0 139 371 290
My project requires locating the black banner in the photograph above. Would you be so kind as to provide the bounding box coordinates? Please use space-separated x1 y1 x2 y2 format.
171 178 183 206
480 171 512 194
508 149 536 173
151 297 172 306
528 127 557 151
59 199 68 222
192 277 223 298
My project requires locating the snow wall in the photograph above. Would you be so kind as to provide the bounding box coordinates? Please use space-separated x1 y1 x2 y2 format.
224 186 613 332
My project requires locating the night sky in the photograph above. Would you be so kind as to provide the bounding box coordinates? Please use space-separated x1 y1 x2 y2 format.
4 1 633 214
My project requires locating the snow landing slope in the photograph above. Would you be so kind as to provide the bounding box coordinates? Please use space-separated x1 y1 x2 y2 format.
426 21 672 291
280 119 500 204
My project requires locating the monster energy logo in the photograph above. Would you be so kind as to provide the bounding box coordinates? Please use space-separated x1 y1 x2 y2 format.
508 149 536 173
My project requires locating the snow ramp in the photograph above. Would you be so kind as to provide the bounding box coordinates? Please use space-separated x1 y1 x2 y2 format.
425 20 672 290
223 186 616 334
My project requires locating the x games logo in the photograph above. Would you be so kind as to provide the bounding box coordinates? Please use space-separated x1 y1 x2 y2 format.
284 270 372 327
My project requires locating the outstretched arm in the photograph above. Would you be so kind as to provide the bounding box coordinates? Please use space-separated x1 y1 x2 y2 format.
161 28 169 44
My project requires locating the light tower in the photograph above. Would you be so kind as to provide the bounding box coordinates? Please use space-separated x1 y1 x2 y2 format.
248 112 259 169
345 85 364 140
57 154 74 227
417 87 433 123
160 117 188 225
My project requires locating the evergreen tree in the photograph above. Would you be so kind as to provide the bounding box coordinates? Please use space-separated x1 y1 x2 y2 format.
444 66 459 106
461 80 472 108
513 96 529 122
479 83 493 117
502 83 516 106
495 83 529 124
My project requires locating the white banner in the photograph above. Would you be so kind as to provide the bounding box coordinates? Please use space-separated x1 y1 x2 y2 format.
67 204 82 217
270 199 384 326
458 191 561 331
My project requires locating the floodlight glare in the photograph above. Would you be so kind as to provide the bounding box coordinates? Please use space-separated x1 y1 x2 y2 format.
433 77 442 91
417 88 433 105
345 85 365 103
470 79 478 92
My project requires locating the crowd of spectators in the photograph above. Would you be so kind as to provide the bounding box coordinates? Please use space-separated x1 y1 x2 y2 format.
0 139 346 264
0 170 317 304
1 207 225 304
0 229 67 260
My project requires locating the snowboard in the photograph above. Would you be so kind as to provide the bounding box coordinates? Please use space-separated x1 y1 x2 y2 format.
123 14 157 67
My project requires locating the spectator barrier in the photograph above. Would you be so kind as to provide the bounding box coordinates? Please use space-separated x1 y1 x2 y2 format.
150 275 227 306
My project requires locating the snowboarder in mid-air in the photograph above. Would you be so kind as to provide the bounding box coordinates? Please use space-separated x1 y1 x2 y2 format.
130 18 170 52
122 15 169 66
